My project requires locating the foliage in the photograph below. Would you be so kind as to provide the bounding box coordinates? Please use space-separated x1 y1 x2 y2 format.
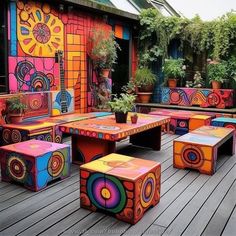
207 61 227 83
89 29 120 70
162 58 185 79
226 56 236 82
6 96 27 113
138 9 236 65
193 71 205 88
108 93 136 113
121 80 136 94
135 67 157 87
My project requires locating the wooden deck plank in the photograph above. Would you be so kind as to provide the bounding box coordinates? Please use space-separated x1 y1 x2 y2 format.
222 204 236 236
162 156 236 236
0 190 80 236
202 180 236 236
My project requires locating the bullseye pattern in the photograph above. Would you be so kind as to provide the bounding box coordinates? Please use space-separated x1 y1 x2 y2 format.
3 129 11 144
225 124 236 130
29 94 43 110
178 120 187 128
182 145 204 168
48 151 65 177
87 173 126 213
208 93 220 106
8 154 27 181
140 173 156 208
11 129 22 143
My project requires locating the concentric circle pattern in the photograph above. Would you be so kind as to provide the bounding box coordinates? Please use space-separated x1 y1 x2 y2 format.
182 145 204 168
207 93 220 106
3 129 11 144
8 155 27 181
87 173 126 213
11 129 22 143
140 173 156 208
48 151 65 177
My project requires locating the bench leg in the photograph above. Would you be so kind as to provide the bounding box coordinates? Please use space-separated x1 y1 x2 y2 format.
129 126 161 150
72 135 116 165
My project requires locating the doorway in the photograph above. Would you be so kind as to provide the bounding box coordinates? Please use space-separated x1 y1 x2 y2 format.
111 38 130 96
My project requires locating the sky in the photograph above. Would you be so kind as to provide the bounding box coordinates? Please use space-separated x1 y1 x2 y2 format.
167 0 236 20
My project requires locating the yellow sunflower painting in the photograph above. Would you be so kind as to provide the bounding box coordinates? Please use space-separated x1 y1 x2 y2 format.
17 1 64 57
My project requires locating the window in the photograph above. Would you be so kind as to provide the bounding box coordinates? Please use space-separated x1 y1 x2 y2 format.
0 0 7 93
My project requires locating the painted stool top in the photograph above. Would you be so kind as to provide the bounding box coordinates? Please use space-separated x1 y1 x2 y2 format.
212 117 236 124
191 115 211 120
0 139 69 157
175 126 234 147
80 153 160 181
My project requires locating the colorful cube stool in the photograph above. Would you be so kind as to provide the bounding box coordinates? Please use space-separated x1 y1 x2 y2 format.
211 117 236 136
173 126 235 175
80 153 161 224
189 115 211 131
0 140 70 191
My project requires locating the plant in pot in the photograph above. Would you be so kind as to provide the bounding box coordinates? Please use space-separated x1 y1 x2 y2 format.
162 58 186 88
6 95 27 123
207 60 227 89
135 67 156 103
226 56 236 88
89 29 120 78
108 93 136 123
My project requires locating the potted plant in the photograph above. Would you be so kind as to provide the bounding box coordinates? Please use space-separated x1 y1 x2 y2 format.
89 29 120 77
226 56 236 88
108 93 136 123
207 60 227 89
162 58 186 88
6 95 27 123
135 67 156 103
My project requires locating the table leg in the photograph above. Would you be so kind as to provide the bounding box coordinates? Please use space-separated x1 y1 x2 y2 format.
129 126 161 150
72 135 116 165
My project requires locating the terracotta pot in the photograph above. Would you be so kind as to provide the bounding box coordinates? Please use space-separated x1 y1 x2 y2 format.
137 92 152 103
211 80 221 89
9 113 24 124
101 69 110 78
115 112 128 123
131 114 138 124
138 84 154 92
168 78 177 88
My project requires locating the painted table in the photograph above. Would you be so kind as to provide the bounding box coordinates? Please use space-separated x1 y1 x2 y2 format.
59 113 170 164
211 117 236 135
0 140 70 191
173 126 235 175
161 87 234 108
1 112 111 145
80 153 161 224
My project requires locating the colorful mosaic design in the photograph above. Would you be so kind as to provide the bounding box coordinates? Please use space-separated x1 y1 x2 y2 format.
80 153 161 224
161 88 234 109
173 126 235 175
59 113 170 141
0 140 70 191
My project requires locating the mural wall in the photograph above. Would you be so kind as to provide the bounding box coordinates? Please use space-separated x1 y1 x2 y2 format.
6 0 135 116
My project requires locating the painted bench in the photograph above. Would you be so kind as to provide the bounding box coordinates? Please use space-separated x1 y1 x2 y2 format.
0 140 70 191
211 117 236 136
173 126 235 175
80 153 161 224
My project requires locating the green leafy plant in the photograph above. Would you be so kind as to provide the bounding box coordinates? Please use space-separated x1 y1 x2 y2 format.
6 96 27 114
135 67 156 87
207 61 227 83
226 56 236 82
162 58 186 79
89 29 120 70
108 93 136 113
121 79 136 94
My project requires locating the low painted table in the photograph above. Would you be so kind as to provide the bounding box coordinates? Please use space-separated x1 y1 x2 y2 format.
211 117 236 135
173 126 235 175
59 113 170 164
1 112 111 145
80 153 161 224
189 115 211 131
0 140 70 191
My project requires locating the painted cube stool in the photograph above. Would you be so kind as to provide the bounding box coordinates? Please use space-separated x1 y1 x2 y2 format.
80 153 161 224
0 140 70 191
189 115 211 131
173 126 235 175
211 117 236 136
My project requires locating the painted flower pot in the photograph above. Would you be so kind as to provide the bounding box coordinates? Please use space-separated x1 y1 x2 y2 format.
168 78 177 88
137 92 152 103
211 80 221 89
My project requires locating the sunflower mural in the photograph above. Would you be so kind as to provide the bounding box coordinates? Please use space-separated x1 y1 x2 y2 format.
17 1 64 57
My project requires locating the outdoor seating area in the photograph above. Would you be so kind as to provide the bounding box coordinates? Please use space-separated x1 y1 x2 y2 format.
0 0 236 235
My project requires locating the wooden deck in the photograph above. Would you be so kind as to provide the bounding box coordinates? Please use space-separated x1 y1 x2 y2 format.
0 133 235 236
